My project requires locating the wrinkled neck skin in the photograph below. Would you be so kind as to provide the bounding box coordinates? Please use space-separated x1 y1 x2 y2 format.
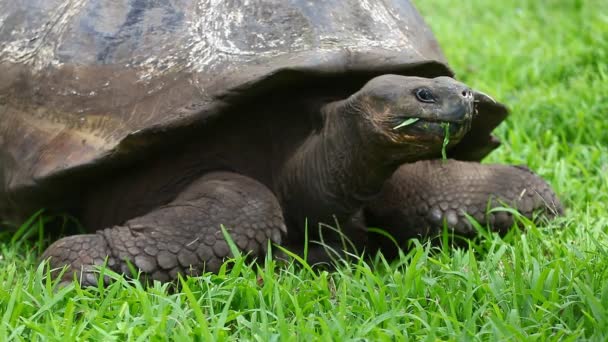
278 100 425 232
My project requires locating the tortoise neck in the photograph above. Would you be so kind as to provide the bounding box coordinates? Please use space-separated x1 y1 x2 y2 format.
278 100 400 229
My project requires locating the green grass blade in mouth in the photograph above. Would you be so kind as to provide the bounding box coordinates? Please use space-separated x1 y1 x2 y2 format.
392 117 420 130
441 122 450 160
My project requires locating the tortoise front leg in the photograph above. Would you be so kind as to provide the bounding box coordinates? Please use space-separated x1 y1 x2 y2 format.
41 172 286 286
365 160 562 255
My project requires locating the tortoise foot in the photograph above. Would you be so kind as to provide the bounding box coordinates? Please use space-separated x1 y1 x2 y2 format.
42 234 116 287
365 159 563 254
41 172 286 285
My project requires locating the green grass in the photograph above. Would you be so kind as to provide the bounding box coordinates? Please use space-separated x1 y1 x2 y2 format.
2 0 608 340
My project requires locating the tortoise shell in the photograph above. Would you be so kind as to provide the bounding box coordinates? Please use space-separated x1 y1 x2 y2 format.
0 0 506 219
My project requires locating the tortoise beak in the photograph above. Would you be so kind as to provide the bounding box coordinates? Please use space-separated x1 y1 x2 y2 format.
443 101 473 123
434 87 475 124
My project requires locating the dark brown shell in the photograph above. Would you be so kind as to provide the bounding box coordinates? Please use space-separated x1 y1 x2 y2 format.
0 0 505 208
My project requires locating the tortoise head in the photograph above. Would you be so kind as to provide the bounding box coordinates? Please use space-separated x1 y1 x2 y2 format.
339 75 476 159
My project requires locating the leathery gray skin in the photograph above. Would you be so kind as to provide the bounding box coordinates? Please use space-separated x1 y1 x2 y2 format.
40 75 562 286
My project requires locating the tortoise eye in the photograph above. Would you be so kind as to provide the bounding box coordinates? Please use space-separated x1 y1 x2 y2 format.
415 88 436 103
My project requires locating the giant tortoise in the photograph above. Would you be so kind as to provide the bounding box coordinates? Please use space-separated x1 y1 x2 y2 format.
0 0 562 285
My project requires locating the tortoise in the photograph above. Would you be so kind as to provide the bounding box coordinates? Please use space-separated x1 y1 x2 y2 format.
0 0 562 285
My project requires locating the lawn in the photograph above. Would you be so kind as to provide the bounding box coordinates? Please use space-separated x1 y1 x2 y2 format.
1 0 607 340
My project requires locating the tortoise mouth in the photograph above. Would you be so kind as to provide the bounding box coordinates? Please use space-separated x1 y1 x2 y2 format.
402 118 469 140
392 109 473 141
390 89 474 136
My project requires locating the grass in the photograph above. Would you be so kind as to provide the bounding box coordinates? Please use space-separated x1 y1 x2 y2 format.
1 0 607 340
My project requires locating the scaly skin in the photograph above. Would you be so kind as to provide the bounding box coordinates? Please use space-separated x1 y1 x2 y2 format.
42 172 286 286
365 159 563 256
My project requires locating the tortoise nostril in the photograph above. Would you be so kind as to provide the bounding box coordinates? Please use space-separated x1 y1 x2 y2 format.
461 90 471 98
